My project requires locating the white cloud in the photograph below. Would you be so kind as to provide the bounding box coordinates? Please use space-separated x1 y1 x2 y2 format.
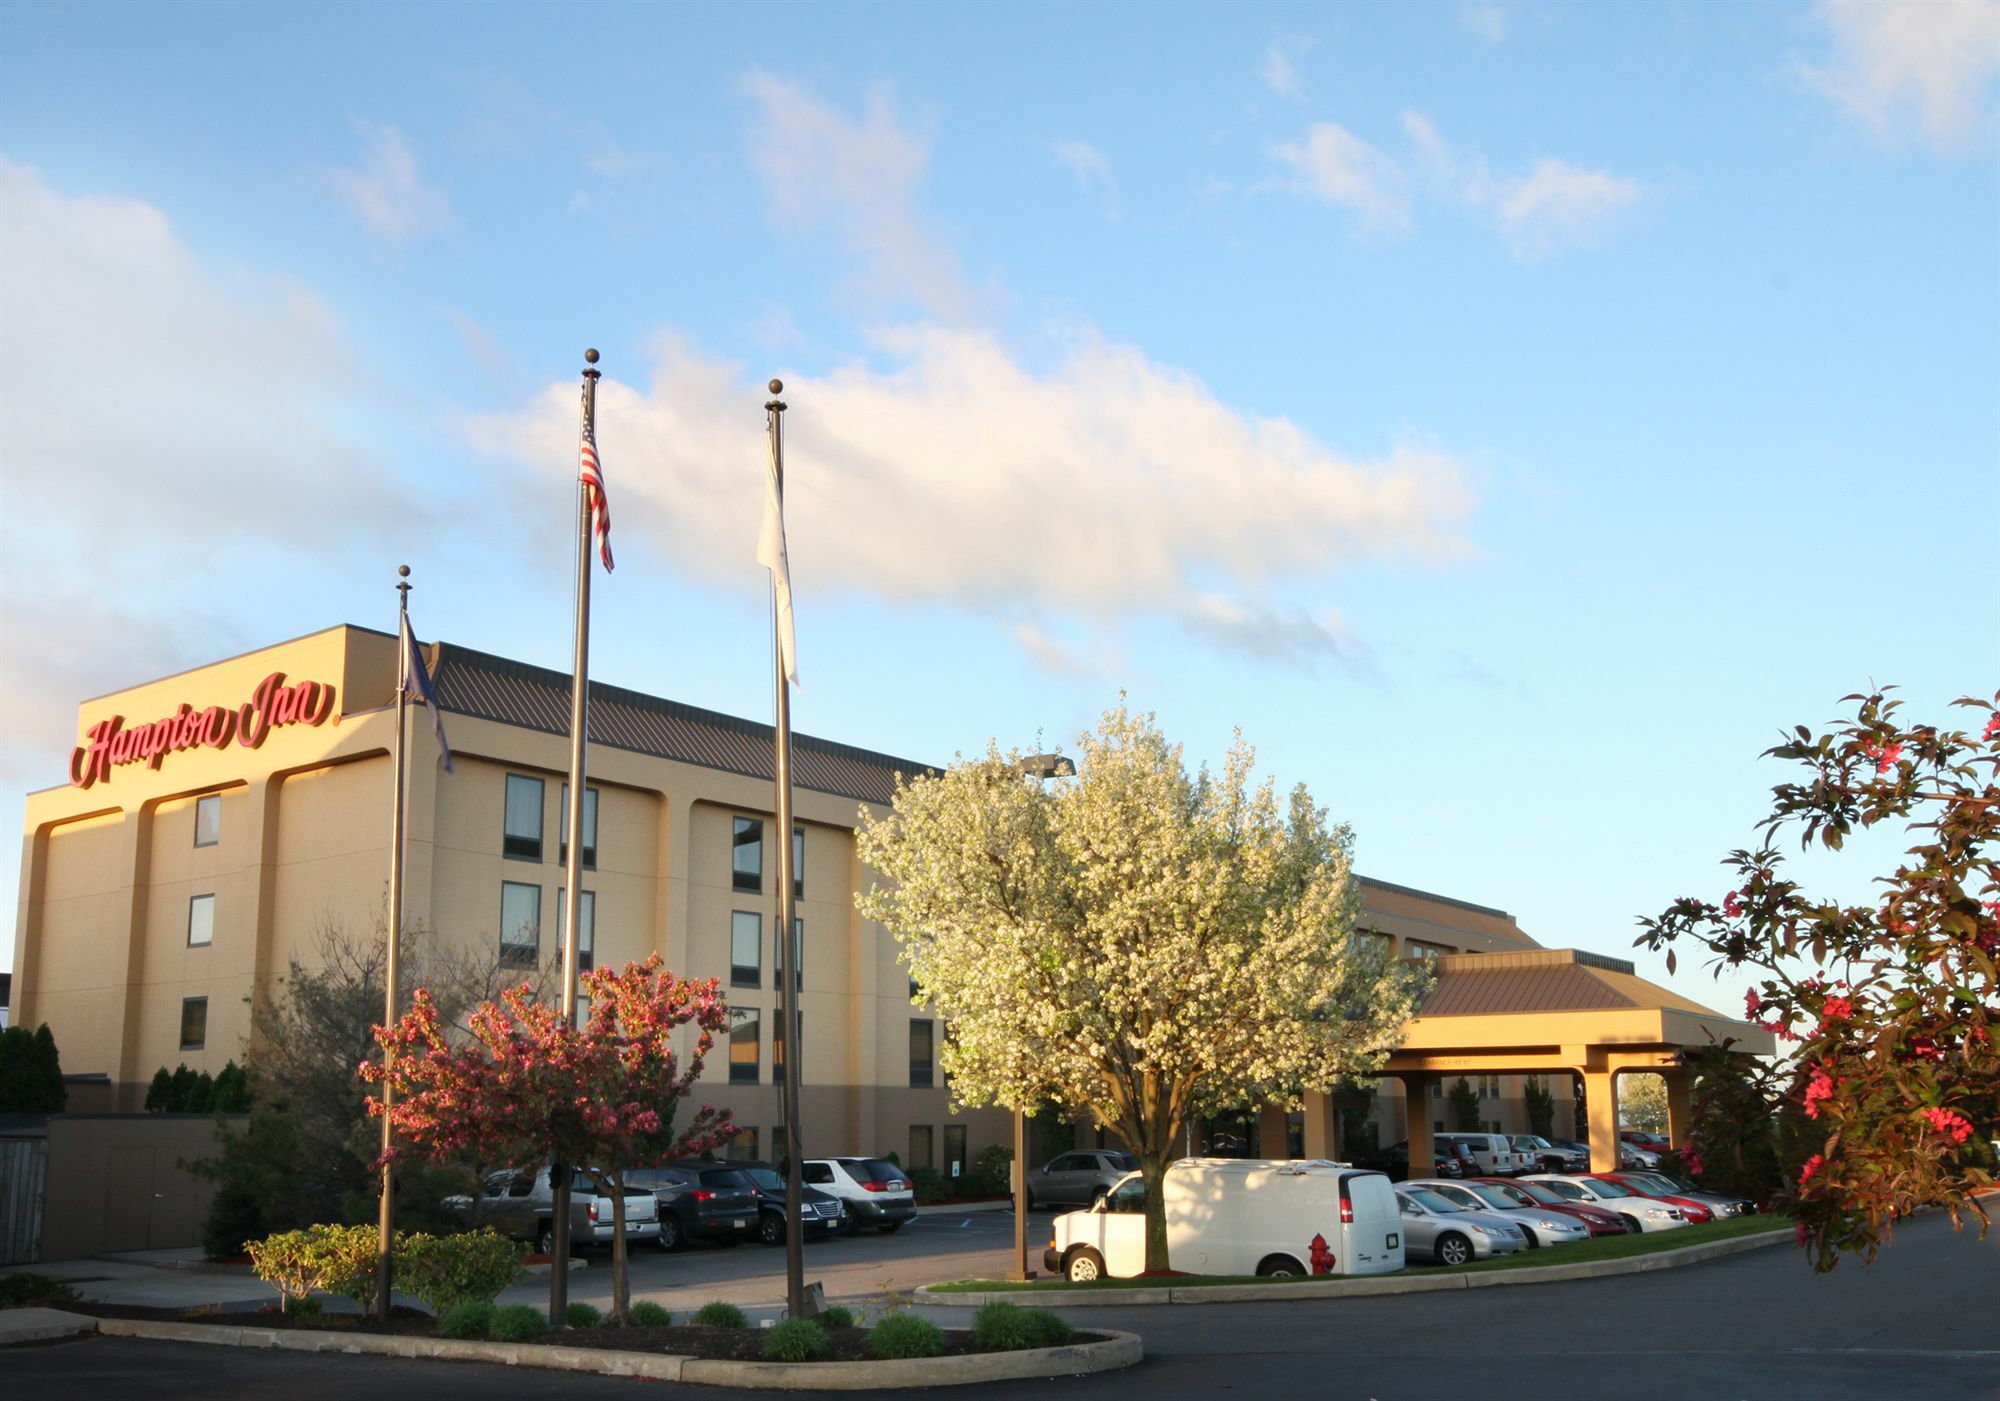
1270 122 1412 235
469 326 1472 657
1181 596 1379 677
1459 3 1508 45
1053 139 1112 189
1011 622 1094 679
742 71 977 321
326 119 452 240
1484 157 1643 259
1263 38 1318 98
1798 0 2000 150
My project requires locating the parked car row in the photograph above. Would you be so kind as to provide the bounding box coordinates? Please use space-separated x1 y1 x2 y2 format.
1043 1158 1756 1284
447 1154 918 1253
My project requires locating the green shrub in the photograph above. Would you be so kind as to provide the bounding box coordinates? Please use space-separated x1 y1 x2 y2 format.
809 1304 854 1331
763 1317 831 1361
489 1304 546 1341
284 1296 322 1318
0 1273 81 1308
565 1302 602 1329
202 1181 265 1261
1021 1310 1075 1348
867 1312 945 1359
437 1300 495 1338
398 1230 526 1313
971 1300 1037 1351
694 1301 748 1329
628 1301 672 1328
967 1144 1013 1198
246 1224 381 1312
907 1166 949 1205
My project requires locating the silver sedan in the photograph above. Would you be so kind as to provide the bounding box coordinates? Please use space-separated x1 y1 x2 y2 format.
1394 1184 1529 1266
1404 1178 1592 1249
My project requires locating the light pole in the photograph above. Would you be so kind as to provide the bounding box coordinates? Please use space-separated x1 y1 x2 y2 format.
1007 752 1072 1283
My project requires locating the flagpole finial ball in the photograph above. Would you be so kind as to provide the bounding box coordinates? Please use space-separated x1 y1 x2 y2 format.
584 348 599 365
397 565 410 579
769 379 783 395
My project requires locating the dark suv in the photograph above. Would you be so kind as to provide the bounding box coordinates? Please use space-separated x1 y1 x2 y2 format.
737 1161 846 1244
627 1162 760 1250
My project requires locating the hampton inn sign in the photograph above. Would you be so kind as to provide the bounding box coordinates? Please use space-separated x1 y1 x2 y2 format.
68 671 337 789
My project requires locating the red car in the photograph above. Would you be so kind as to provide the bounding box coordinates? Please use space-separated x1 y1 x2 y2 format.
1468 1177 1629 1237
1588 1173 1714 1224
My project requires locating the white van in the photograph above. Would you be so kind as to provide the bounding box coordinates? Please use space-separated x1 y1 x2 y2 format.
1045 1158 1404 1282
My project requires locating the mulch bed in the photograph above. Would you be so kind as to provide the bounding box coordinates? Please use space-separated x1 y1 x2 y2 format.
59 1302 1100 1363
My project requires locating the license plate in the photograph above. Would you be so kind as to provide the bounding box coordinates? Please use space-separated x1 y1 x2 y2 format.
733 1219 746 1228
1387 1234 1399 1249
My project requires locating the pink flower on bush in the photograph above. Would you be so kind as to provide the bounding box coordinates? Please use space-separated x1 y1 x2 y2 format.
1799 1153 1824 1185
1802 1065 1835 1119
1872 741 1904 774
1723 890 1743 918
1985 713 1999 741
1920 1108 1973 1144
1744 988 1762 1018
1820 996 1853 1023
1795 1221 1811 1245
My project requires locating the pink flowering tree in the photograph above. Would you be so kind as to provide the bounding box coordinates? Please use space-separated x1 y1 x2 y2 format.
362 954 734 1320
1638 689 1998 1270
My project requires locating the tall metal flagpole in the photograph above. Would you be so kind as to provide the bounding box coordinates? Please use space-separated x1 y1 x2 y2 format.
550 349 600 1326
767 382 806 1320
375 564 412 1324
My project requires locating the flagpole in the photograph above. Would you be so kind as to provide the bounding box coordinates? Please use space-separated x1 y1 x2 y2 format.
551 349 600 1327
766 380 806 1320
375 564 412 1324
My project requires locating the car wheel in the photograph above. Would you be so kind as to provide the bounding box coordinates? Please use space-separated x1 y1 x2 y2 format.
1436 1233 1473 1267
758 1213 785 1246
1620 1214 1645 1234
537 1221 556 1257
878 1220 903 1234
1519 1228 1540 1249
1065 1247 1105 1283
656 1216 684 1252
1255 1255 1305 1278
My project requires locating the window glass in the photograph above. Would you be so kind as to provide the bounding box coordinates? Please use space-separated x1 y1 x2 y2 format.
1401 1185 1459 1213
194 794 220 847
725 1128 758 1162
908 1124 934 1171
558 785 599 868
857 1158 904 1183
773 917 802 989
1106 1177 1146 1213
187 894 215 947
504 775 544 860
908 1019 934 1088
179 997 207 1050
554 888 596 971
730 911 761 987
792 827 804 898
732 817 762 892
943 1124 966 1177
772 1011 799 1082
730 1008 759 1084
500 882 541 966
802 1163 833 1185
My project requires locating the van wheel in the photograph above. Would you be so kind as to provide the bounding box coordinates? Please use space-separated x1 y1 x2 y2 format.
537 1221 556 1257
1436 1233 1473 1267
1065 1248 1105 1283
1255 1255 1305 1278
758 1214 785 1246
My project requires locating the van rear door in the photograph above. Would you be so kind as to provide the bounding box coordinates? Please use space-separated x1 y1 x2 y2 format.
1340 1171 1405 1273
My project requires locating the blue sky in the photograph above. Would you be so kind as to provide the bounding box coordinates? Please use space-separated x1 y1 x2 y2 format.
3 1 1996 1024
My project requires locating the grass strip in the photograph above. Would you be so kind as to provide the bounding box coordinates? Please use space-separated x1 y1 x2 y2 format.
928 1214 1790 1293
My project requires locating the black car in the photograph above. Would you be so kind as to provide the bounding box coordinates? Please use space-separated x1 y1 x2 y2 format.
626 1162 760 1250
737 1162 846 1244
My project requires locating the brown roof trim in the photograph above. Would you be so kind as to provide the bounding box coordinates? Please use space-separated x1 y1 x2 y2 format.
1358 875 1512 921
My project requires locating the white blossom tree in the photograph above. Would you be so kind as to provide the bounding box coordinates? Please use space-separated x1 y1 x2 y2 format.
855 703 1427 1272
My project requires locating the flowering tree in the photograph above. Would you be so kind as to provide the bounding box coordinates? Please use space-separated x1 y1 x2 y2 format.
362 954 735 1319
1638 689 1998 1269
855 703 1427 1272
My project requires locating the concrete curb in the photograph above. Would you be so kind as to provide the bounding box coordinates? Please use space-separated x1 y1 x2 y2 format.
0 1307 100 1345
87 1315 1143 1389
916 1226 1794 1307
913 1199 1011 1217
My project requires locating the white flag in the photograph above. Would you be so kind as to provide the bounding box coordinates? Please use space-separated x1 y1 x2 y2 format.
758 416 799 688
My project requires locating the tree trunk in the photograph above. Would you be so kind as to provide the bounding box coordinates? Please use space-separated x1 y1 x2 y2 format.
1137 1150 1172 1273
606 1171 630 1323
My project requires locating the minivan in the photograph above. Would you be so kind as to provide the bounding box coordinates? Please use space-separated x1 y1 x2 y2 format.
1436 1133 1528 1176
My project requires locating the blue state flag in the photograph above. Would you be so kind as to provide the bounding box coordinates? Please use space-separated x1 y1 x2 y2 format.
399 613 454 772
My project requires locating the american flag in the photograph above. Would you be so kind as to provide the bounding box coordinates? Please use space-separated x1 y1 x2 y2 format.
580 395 614 572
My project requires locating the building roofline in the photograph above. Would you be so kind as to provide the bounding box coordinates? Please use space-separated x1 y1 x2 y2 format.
1358 874 1512 921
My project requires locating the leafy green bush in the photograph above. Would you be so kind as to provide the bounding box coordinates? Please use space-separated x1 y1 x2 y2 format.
489 1304 546 1341
809 1304 854 1331
628 1301 672 1327
967 1144 1013 1198
694 1301 748 1329
867 1312 945 1359
203 1181 265 1262
284 1296 322 1318
1021 1310 1075 1348
763 1317 831 1361
971 1300 1038 1350
0 1273 81 1308
565 1302 602 1329
437 1300 495 1338
398 1230 526 1313
907 1166 949 1205
245 1224 380 1311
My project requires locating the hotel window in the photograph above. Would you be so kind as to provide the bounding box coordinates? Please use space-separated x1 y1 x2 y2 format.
730 1008 760 1085
726 1127 758 1161
943 1125 967 1180
558 784 599 869
772 917 802 990
1406 940 1452 960
908 1124 934 1172
180 997 207 1050
187 894 215 948
732 817 762 892
193 794 220 848
909 1019 934 1089
554 888 596 971
792 827 804 898
500 882 541 966
504 775 545 861
772 1012 800 1083
730 911 761 988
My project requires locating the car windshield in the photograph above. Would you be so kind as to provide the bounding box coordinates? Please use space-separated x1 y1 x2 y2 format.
1626 1173 1679 1194
700 1168 753 1189
744 1167 783 1192
1107 1152 1138 1171
1584 1177 1636 1197
1463 1184 1518 1209
1401 1186 1459 1213
855 1159 906 1184
1478 1181 1536 1207
1512 1181 1569 1206
1536 1179 1589 1201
